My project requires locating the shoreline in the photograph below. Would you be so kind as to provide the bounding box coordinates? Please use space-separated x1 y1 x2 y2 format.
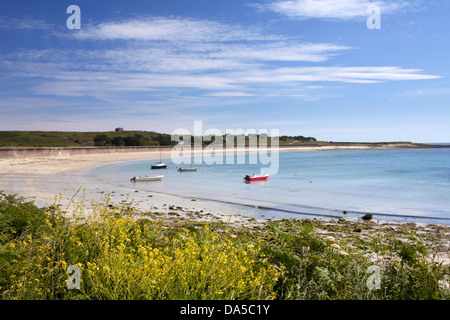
1 144 449 227
1 141 448 159
0 143 420 176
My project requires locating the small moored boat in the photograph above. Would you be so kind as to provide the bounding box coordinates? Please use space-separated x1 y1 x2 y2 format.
244 174 269 181
131 174 164 182
151 162 167 169
151 150 167 169
177 167 198 172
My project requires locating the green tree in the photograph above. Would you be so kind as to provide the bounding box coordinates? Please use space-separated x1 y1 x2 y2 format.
155 133 175 146
94 134 111 146
111 137 125 146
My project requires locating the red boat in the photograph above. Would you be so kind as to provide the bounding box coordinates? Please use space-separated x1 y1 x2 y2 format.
244 174 269 181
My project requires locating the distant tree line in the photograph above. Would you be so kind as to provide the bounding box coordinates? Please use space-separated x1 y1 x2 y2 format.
94 133 318 147
174 134 317 146
176 134 273 146
94 133 176 147
279 135 317 142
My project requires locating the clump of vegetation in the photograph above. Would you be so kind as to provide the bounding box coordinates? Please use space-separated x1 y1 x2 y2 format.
279 135 317 143
0 192 448 300
251 219 449 300
93 133 170 147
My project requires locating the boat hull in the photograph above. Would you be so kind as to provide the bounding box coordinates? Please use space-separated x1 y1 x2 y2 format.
151 164 167 169
178 167 198 172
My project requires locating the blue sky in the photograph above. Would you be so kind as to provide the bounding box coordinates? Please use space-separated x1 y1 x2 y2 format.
0 0 449 142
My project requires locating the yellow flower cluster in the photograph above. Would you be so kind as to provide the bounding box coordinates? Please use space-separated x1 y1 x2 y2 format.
81 216 280 300
4 199 280 300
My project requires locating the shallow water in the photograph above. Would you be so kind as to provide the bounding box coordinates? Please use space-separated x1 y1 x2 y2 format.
83 148 450 224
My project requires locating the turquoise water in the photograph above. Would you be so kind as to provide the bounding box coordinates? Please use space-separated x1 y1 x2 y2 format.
84 148 450 224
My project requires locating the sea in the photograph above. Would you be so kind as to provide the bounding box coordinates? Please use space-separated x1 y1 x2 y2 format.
82 146 450 225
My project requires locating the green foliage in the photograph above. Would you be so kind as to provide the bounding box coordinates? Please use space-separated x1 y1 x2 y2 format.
0 193 58 295
252 219 449 300
0 193 55 244
0 130 336 148
279 135 317 143
92 132 174 147
93 134 111 146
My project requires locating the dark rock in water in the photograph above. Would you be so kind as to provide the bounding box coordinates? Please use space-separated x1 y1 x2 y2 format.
362 214 373 220
343 211 348 214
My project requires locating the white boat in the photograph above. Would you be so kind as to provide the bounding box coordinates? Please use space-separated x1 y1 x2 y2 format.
131 174 164 182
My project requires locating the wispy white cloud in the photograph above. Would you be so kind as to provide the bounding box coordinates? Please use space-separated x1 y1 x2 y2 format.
0 15 53 31
397 87 450 97
208 42 351 63
12 60 439 100
0 14 441 130
233 66 440 85
205 91 256 97
254 0 413 20
74 16 279 42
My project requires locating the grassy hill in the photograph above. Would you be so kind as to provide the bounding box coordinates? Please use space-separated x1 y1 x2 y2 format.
0 131 320 148
0 131 173 147
0 131 430 149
